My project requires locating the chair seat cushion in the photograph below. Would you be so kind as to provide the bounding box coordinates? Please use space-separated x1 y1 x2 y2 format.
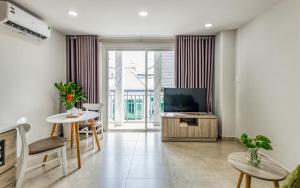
29 136 65 155
79 121 102 128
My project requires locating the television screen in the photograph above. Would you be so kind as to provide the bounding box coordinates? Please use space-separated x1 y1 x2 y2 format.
163 88 207 112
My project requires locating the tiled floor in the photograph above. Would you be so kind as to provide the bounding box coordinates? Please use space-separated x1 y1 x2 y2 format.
23 132 274 188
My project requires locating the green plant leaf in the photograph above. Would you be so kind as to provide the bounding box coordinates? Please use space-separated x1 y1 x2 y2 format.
256 135 271 143
241 133 273 151
260 142 273 150
241 133 248 144
246 143 256 148
54 81 87 109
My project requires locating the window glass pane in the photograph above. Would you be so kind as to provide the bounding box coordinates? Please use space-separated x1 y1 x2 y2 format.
147 50 174 128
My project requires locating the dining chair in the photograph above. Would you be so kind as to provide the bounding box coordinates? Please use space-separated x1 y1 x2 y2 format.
76 103 103 147
16 123 67 188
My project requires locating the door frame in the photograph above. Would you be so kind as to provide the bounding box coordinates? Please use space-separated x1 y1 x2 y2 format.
100 41 174 132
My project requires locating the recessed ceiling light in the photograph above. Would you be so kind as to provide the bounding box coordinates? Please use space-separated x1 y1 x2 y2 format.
68 10 78 17
205 23 213 28
139 11 148 17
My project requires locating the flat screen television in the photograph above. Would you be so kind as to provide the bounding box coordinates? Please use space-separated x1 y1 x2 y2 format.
163 88 207 112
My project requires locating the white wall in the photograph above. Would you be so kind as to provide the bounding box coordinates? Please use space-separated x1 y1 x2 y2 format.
235 0 300 170
214 30 236 137
0 27 66 144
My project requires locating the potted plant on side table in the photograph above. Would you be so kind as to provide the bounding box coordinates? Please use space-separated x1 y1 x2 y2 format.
240 133 273 167
55 81 87 117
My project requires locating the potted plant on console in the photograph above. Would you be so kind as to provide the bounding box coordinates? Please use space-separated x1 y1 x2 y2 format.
55 81 87 117
240 133 273 167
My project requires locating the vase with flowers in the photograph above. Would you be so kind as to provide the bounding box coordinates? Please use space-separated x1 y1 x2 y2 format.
54 81 87 116
240 133 273 167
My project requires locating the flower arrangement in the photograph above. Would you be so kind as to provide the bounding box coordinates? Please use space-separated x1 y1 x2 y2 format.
240 133 273 167
54 82 87 110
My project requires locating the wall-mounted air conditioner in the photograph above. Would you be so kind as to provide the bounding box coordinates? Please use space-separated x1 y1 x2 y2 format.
0 1 51 40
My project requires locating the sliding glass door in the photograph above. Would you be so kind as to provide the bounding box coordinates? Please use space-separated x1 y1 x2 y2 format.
107 49 174 131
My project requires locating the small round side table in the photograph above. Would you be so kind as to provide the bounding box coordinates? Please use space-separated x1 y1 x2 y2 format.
45 111 100 169
228 152 287 188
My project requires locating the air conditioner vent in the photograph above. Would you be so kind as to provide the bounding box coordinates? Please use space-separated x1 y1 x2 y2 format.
4 20 47 39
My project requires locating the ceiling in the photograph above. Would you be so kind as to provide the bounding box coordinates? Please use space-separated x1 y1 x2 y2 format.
15 0 281 37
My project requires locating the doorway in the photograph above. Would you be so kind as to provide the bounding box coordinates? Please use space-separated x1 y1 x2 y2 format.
107 49 174 131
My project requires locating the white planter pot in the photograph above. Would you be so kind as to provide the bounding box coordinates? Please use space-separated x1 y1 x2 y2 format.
67 107 78 116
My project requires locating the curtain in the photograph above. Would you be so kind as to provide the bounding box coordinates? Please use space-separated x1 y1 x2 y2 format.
175 35 215 112
66 35 99 106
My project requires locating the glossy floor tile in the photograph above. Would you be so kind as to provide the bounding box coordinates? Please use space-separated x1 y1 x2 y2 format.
22 132 275 188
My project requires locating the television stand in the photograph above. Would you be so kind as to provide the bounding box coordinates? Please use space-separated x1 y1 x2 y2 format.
161 112 218 142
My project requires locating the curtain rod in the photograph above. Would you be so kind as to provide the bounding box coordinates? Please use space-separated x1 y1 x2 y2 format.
98 37 176 43
68 35 215 41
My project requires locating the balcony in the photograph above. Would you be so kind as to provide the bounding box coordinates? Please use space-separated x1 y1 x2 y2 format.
108 90 163 123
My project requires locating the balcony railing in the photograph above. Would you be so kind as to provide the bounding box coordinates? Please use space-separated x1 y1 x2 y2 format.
108 90 163 122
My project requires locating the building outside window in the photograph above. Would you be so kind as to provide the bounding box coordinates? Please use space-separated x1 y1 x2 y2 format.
108 50 174 125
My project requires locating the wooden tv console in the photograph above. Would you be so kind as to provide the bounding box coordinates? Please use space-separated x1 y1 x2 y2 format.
161 112 218 142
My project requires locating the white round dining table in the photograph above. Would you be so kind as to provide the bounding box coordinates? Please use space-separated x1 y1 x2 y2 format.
45 111 100 169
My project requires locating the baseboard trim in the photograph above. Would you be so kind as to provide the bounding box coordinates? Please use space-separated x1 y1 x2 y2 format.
220 137 236 141
162 137 218 142
108 129 160 132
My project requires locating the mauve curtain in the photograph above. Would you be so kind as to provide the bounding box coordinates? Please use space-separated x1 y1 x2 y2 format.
175 35 215 112
66 35 99 106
